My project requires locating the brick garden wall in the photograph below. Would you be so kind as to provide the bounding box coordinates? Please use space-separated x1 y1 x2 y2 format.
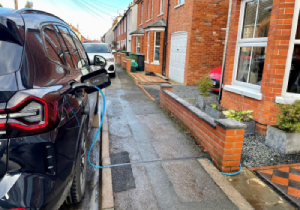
221 0 296 133
160 85 246 172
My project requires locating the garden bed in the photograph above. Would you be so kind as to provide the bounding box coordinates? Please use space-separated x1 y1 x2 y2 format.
242 133 300 168
143 85 217 106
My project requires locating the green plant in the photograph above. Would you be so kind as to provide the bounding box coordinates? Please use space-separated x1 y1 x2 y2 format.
198 76 213 97
276 100 300 133
223 109 253 122
25 1 33 8
0 3 2 7
112 41 117 49
210 104 226 111
123 45 126 51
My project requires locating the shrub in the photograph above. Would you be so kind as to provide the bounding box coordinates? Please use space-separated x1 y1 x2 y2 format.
276 100 300 133
223 110 253 122
123 45 126 51
210 104 226 111
198 76 213 97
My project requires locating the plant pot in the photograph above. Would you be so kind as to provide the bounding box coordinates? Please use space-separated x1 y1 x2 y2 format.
197 94 218 110
205 106 225 119
242 120 255 135
265 125 300 154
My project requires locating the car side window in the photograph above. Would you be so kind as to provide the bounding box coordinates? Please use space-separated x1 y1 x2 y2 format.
56 26 81 69
55 26 75 69
42 25 67 66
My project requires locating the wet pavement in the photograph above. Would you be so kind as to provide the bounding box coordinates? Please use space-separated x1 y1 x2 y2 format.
105 66 239 210
227 168 294 210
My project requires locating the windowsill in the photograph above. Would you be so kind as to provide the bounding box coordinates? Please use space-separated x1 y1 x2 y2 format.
151 61 160 65
157 13 164 17
139 23 143 26
174 3 185 9
146 19 152 23
224 85 262 100
144 61 149 64
275 96 300 104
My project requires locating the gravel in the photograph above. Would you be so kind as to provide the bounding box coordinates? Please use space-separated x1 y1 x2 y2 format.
242 133 300 168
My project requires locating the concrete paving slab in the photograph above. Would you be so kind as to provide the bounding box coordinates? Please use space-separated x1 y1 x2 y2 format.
227 167 294 210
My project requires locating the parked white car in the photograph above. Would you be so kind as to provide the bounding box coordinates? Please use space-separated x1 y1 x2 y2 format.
83 43 116 77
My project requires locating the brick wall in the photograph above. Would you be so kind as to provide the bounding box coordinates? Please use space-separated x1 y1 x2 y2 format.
160 84 246 173
221 0 296 132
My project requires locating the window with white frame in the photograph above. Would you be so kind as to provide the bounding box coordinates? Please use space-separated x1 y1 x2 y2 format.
178 0 185 4
160 0 164 14
137 36 140 53
234 0 273 87
124 18 126 33
141 2 144 24
148 0 151 20
284 1 300 95
147 32 150 61
153 32 161 62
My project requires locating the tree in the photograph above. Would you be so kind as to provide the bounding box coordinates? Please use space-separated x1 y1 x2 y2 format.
24 1 33 8
0 4 2 7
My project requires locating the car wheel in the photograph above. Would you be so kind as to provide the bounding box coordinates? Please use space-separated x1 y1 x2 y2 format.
69 125 88 204
94 93 99 115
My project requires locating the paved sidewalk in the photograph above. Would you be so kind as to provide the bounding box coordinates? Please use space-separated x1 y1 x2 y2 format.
106 67 239 210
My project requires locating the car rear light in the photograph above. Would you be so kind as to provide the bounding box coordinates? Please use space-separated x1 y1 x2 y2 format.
7 208 26 210
5 96 57 136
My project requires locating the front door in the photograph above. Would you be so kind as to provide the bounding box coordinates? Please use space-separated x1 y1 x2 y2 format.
169 32 188 84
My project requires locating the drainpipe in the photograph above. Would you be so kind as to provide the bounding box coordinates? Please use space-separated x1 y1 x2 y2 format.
218 0 232 102
162 0 170 76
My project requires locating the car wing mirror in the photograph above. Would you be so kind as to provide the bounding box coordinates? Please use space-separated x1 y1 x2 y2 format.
94 55 107 69
81 69 111 93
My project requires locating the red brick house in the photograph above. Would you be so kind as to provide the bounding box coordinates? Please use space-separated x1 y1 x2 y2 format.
130 0 229 85
220 0 300 134
114 14 127 50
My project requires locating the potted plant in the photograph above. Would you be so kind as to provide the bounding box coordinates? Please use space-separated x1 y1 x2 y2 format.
265 100 300 154
223 109 255 135
196 76 218 110
205 104 226 119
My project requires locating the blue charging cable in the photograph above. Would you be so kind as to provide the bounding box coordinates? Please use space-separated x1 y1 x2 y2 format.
87 86 105 169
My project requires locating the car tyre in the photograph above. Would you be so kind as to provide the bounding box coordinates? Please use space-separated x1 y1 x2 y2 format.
69 124 88 204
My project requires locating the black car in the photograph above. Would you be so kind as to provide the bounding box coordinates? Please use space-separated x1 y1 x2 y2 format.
0 8 110 210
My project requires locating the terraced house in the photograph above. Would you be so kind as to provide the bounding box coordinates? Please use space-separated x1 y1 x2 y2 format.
220 0 300 134
130 0 229 85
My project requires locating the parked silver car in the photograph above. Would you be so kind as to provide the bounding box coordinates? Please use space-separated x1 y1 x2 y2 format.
83 43 116 76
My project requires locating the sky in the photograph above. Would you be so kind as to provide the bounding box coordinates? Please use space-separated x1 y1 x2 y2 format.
0 0 131 40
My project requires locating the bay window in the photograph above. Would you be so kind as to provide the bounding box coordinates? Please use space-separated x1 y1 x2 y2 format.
137 36 140 53
234 0 272 88
283 1 300 96
153 32 161 63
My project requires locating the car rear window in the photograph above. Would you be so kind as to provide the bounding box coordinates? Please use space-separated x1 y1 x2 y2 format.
83 44 111 53
0 17 24 76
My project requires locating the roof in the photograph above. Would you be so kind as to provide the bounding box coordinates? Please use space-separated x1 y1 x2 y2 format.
17 8 67 24
130 28 144 35
144 19 166 29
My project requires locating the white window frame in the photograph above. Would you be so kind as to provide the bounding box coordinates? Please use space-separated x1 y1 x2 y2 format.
175 0 185 8
160 0 164 14
232 0 270 91
136 36 140 53
141 2 144 25
276 0 300 103
147 32 150 62
153 31 160 63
